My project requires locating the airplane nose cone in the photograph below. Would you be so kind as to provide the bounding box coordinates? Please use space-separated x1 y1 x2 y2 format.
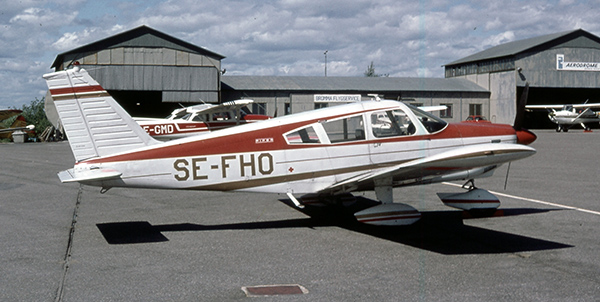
516 129 537 145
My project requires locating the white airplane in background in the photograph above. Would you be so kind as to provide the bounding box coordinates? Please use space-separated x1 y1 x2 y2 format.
43 65 536 226
526 102 600 132
134 100 270 141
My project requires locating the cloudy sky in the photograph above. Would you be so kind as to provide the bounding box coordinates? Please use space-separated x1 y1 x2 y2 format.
1 0 599 108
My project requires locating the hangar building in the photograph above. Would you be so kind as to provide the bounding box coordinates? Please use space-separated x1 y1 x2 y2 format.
51 26 225 117
49 26 600 127
220 76 488 120
445 29 600 128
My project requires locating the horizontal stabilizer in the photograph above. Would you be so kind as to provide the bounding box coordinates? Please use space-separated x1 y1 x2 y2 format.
58 168 122 183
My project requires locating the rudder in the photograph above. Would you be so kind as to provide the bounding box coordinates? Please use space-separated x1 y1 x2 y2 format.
43 65 159 162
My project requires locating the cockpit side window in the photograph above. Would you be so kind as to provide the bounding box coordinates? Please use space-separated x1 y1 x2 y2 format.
192 114 207 122
371 109 415 137
408 106 448 133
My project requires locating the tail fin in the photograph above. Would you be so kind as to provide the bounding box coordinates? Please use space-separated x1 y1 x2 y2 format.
10 115 27 129
43 66 159 162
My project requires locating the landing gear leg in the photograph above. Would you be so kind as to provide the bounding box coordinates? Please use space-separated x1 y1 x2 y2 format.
461 179 476 191
582 123 592 132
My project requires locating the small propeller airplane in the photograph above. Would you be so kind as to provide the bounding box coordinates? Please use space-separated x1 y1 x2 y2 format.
526 101 600 132
0 110 35 139
134 100 270 141
43 65 536 226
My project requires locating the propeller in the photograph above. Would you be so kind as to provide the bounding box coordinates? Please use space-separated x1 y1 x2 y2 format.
512 82 536 145
505 82 534 189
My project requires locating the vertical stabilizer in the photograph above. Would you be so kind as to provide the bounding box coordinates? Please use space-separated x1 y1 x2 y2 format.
43 66 159 162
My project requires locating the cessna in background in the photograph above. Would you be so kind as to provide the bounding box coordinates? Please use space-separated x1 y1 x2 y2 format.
526 102 600 132
134 100 270 140
43 65 536 226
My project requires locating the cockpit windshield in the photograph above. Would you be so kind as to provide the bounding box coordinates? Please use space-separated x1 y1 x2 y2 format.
166 110 189 120
406 104 448 133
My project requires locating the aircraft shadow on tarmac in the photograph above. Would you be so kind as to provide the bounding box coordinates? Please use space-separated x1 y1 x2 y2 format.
96 197 572 255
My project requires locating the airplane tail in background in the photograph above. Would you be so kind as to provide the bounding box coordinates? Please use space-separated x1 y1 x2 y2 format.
43 65 160 162
10 115 27 129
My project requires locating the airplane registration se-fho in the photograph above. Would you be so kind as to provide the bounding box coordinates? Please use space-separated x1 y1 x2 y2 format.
43 65 537 226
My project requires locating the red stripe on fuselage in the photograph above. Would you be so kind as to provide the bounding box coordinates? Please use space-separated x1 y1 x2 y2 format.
82 118 517 165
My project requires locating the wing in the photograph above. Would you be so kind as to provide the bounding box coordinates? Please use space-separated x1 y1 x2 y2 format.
526 103 600 109
0 116 33 136
0 125 34 134
196 99 254 117
525 104 564 109
317 143 536 195
418 105 447 112
571 103 600 108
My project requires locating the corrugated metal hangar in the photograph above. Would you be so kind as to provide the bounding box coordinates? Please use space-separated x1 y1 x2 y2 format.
51 26 225 117
50 26 600 127
445 29 600 128
220 76 488 119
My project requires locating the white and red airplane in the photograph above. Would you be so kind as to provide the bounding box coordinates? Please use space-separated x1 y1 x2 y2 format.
134 100 270 141
43 66 536 226
526 102 600 132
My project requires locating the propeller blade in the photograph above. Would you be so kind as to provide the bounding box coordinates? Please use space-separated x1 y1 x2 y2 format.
513 82 529 131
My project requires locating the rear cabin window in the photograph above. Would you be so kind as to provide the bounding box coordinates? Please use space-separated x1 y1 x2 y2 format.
322 115 365 143
285 126 321 144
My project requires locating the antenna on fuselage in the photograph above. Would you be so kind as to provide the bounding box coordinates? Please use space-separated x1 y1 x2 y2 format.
367 94 381 101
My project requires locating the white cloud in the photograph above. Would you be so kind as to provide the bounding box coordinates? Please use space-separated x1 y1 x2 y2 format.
483 31 516 48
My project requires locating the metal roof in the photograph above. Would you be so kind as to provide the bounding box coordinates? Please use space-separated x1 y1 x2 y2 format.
445 29 600 66
221 76 488 93
51 25 225 69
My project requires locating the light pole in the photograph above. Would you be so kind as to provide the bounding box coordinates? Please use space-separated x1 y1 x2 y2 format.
324 50 328 77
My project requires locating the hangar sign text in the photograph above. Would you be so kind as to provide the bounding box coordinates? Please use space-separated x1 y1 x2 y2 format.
557 54 600 71
314 94 361 103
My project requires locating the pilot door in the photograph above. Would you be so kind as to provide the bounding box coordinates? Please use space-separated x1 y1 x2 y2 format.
367 108 430 166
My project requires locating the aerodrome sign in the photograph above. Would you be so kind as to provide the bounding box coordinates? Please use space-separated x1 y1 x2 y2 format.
314 94 361 103
557 54 600 71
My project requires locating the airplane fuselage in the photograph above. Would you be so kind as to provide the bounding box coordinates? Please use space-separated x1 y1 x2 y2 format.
66 102 530 195
549 109 600 125
45 66 537 226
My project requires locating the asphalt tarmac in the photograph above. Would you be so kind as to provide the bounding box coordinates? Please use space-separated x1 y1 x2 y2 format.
1 130 599 301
